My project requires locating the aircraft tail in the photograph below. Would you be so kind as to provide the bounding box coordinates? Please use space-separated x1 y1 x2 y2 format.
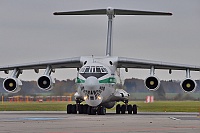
53 8 172 16
54 7 172 56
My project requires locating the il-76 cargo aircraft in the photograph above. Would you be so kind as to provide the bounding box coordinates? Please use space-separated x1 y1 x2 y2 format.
1 7 199 115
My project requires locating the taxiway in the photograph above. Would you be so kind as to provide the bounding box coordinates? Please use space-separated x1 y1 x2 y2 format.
0 111 199 133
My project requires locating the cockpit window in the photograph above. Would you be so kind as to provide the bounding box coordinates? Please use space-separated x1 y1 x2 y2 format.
79 66 108 79
96 66 101 73
101 67 108 73
91 66 95 73
80 67 85 73
80 66 108 74
85 66 90 73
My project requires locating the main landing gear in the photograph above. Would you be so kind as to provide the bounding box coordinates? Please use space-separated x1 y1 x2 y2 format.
67 104 106 115
116 100 137 114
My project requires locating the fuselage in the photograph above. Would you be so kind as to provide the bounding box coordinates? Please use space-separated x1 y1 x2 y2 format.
75 56 120 108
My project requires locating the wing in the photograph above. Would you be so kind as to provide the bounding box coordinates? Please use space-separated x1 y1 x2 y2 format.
117 57 200 71
0 57 82 72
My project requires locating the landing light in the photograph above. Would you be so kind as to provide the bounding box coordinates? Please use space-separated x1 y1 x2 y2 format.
84 96 88 100
97 96 102 100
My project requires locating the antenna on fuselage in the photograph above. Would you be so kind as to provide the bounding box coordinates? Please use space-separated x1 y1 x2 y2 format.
53 7 172 56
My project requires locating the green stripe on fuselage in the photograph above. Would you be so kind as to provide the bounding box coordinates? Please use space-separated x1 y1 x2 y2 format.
76 77 85 83
99 77 116 83
76 77 116 84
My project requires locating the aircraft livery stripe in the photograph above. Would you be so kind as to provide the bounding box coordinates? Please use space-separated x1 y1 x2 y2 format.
76 77 85 83
76 77 116 84
99 77 116 83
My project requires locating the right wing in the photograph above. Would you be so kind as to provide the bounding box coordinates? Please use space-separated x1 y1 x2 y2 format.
0 57 82 72
0 56 82 93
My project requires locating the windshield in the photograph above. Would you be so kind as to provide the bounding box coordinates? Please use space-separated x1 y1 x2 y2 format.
79 66 108 79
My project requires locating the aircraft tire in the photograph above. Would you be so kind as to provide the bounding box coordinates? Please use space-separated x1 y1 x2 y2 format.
101 106 106 115
71 104 77 114
67 104 72 114
79 104 84 114
97 106 106 115
121 105 126 114
91 107 96 115
127 104 133 114
116 104 121 114
133 104 137 114
83 104 88 114
97 106 101 115
87 106 91 115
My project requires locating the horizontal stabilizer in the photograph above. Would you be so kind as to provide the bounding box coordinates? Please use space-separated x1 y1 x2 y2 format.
53 7 172 16
54 9 106 15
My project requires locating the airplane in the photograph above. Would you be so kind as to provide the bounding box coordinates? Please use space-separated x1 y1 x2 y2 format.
0 7 199 115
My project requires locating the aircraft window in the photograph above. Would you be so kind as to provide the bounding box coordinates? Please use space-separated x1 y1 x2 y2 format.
85 66 90 73
80 67 85 73
96 66 101 73
79 66 108 78
90 66 95 73
101 67 108 73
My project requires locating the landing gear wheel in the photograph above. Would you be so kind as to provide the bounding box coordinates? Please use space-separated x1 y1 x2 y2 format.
127 104 133 114
83 104 88 114
121 105 126 114
133 104 137 114
97 106 106 115
116 104 121 114
78 104 84 114
67 104 72 114
87 106 96 115
71 104 77 114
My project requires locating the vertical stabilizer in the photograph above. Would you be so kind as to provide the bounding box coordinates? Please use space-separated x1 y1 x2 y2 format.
106 7 114 56
54 7 172 57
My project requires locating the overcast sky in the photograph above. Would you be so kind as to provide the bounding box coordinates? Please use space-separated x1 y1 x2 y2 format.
0 0 200 81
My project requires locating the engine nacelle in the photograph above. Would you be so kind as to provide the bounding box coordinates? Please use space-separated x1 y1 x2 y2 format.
3 77 22 93
181 78 196 92
37 75 55 91
144 76 160 91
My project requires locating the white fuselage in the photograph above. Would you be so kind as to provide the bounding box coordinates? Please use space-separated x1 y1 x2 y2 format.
75 56 122 108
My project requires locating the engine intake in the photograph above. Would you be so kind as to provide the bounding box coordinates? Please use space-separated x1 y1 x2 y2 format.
37 75 55 91
181 78 196 92
3 77 22 93
144 76 160 91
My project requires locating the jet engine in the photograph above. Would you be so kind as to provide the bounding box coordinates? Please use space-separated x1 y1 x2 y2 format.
144 76 160 91
3 77 22 93
37 66 55 91
181 78 196 92
37 75 55 91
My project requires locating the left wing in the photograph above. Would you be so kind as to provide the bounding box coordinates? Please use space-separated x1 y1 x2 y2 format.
117 57 200 71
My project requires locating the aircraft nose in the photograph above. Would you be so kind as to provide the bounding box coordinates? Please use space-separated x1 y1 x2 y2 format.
84 76 102 107
85 76 100 90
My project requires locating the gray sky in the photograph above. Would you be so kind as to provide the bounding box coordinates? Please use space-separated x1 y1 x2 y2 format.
0 0 200 81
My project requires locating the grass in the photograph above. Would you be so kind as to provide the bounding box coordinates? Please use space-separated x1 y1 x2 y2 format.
0 101 200 112
129 101 200 112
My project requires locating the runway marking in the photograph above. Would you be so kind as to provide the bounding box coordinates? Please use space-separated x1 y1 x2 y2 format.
20 117 63 121
48 126 200 133
169 117 180 120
